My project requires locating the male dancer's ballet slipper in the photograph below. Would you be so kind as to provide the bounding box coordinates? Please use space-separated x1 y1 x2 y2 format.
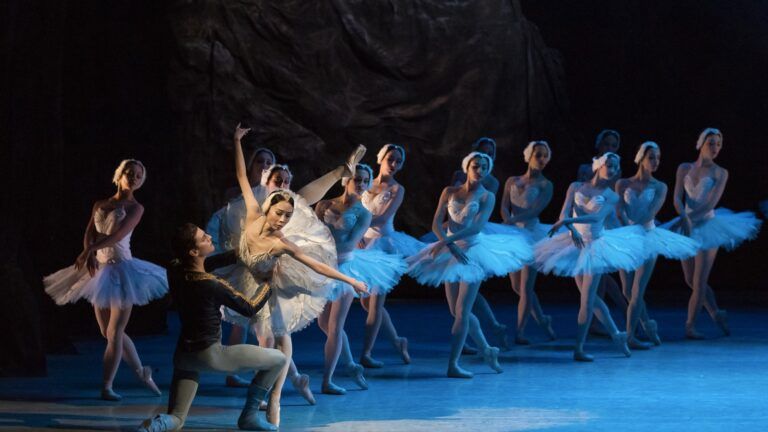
611 331 631 357
321 382 347 395
482 346 503 373
290 373 316 405
714 310 730 336
394 337 411 364
345 144 367 176
100 388 122 401
447 363 474 378
238 385 277 431
541 314 557 340
136 366 162 396
226 374 251 388
347 363 368 390
360 354 384 369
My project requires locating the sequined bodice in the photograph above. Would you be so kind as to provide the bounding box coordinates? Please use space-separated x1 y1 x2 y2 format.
323 208 359 233
446 197 480 234
93 207 132 263
362 189 395 237
683 174 715 220
572 191 609 240
508 182 542 228
238 234 278 281
623 186 656 228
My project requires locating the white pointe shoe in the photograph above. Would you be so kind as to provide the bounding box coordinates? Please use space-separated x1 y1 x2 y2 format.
611 331 631 357
345 144 367 176
482 347 503 373
290 373 316 405
136 366 162 396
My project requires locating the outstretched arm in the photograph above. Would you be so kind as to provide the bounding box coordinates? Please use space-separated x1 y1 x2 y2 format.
233 123 263 226
278 239 368 295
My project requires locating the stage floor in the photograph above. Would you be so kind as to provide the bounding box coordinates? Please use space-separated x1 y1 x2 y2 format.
2 301 767 431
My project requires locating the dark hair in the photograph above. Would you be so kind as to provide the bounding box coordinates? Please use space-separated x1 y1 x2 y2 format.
595 129 621 150
171 223 199 265
265 192 294 213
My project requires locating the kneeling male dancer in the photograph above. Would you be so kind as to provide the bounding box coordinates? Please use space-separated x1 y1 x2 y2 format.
138 224 286 431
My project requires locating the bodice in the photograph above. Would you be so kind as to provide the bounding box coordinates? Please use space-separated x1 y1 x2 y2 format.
508 182 542 228
623 186 656 229
362 189 395 237
683 174 716 220
446 197 480 235
93 207 132 263
571 191 609 240
238 234 278 282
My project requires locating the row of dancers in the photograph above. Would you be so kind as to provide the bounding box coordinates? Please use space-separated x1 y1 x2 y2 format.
43 126 762 431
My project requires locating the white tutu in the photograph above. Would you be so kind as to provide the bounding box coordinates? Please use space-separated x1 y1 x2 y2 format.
661 208 762 251
638 224 699 261
407 232 533 287
363 230 425 257
534 225 647 277
217 192 337 336
484 221 552 244
44 259 168 309
328 249 408 300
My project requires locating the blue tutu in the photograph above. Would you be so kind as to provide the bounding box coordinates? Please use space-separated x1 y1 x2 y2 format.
329 249 408 300
661 208 761 251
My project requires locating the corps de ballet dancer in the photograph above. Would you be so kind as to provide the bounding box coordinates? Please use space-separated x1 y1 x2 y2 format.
137 224 286 432
44 159 167 400
662 128 762 338
315 163 407 394
615 142 699 348
358 144 422 368
215 124 370 425
492 141 557 344
408 152 533 377
535 152 646 361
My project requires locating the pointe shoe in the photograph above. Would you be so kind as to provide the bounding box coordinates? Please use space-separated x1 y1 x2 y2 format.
447 363 474 378
345 144 367 176
347 363 368 390
360 354 384 368
493 324 510 351
611 331 631 357
685 326 706 340
714 310 730 336
573 351 594 362
136 366 162 396
395 337 411 364
645 319 662 346
461 344 479 355
226 374 251 388
541 314 557 340
482 346 503 373
321 382 347 395
100 388 122 401
137 413 180 432
290 373 316 405
514 335 531 345
266 399 280 427
628 338 653 350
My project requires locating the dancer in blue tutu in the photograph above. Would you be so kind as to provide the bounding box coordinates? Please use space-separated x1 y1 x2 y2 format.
535 152 645 361
616 142 699 348
408 152 533 377
358 144 422 368
44 159 167 400
662 128 761 338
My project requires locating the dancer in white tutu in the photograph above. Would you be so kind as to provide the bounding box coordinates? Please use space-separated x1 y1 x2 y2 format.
408 152 533 378
358 144 421 368
616 142 699 348
43 159 167 400
495 141 557 344
536 152 645 361
220 124 368 424
315 163 407 394
662 128 761 338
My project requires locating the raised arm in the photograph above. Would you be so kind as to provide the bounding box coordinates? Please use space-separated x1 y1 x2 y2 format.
369 186 404 227
277 239 368 295
233 124 263 226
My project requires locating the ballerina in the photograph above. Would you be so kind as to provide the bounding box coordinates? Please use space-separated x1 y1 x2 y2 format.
358 144 421 368
137 224 286 432
44 159 167 400
616 142 699 348
535 152 646 361
494 141 557 344
408 152 533 377
315 163 407 394
218 124 369 425
662 128 761 338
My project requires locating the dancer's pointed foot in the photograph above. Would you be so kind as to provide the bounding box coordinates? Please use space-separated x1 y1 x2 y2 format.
345 144 367 176
226 374 251 388
628 338 653 350
714 310 730 336
321 382 347 395
136 366 162 396
461 344 479 355
573 350 594 362
137 414 179 432
100 387 122 401
482 346 503 373
266 399 280 428
514 335 531 345
645 319 662 346
290 373 316 405
360 354 384 369
686 326 706 340
447 363 474 378
541 314 557 340
492 324 510 351
394 337 411 364
611 331 631 357
347 363 368 390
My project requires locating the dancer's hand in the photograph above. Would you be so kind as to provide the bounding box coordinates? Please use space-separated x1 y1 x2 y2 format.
429 240 446 259
75 249 97 276
569 229 585 249
547 221 563 237
447 243 469 264
680 215 692 236
351 279 368 295
234 123 251 141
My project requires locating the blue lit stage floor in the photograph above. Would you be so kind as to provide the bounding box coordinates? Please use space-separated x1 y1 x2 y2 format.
2 301 768 431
